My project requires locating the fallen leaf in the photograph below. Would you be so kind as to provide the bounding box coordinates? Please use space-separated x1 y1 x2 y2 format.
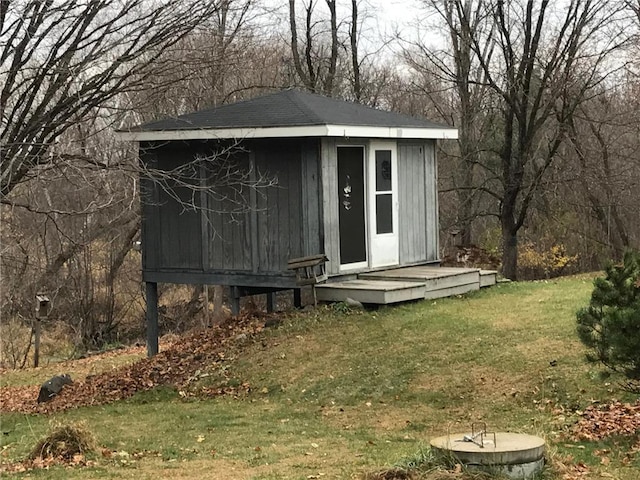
0 315 266 414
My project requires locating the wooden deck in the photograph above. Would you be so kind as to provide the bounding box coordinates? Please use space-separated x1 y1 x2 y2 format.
315 266 497 305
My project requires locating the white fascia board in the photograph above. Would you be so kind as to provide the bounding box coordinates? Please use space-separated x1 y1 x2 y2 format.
116 124 458 141
116 125 331 141
324 125 458 139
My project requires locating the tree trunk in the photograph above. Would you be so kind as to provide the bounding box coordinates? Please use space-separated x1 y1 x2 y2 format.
350 0 361 101
324 0 338 95
501 226 518 280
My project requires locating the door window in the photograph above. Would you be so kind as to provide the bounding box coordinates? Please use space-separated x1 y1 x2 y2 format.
375 150 393 234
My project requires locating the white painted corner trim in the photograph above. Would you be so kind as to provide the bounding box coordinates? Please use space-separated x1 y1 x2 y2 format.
116 124 458 141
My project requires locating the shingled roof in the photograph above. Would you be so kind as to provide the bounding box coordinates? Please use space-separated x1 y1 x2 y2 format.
119 89 457 141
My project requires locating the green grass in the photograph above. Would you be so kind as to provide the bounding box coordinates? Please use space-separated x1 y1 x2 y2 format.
1 274 639 479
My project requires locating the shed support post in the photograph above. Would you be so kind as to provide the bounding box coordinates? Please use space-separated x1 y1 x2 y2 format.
230 286 240 316
266 292 276 313
293 288 302 309
145 281 159 357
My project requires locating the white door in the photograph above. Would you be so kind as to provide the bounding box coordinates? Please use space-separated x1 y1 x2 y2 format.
368 141 399 268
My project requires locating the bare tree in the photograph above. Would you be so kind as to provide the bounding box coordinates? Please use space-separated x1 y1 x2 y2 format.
350 0 362 101
564 84 640 261
407 1 498 248
412 0 630 279
133 0 268 115
289 0 341 94
0 0 287 351
487 1 630 279
0 0 221 200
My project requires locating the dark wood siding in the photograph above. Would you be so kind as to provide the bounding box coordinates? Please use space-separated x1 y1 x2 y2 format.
255 140 305 273
140 137 396 285
301 140 322 256
204 151 252 271
154 144 203 270
139 143 160 272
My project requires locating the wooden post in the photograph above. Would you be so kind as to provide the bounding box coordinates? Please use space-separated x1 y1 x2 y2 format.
213 285 223 324
145 281 159 357
33 319 41 368
203 284 210 328
34 292 50 367
230 286 240 316
266 292 276 313
293 288 302 309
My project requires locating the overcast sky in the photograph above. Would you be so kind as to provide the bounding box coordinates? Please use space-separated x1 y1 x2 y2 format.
266 0 443 53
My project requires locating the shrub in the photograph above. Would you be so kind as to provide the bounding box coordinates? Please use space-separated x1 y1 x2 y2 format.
518 242 578 279
576 250 640 380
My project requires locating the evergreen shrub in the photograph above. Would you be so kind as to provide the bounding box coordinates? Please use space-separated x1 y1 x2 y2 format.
576 250 640 380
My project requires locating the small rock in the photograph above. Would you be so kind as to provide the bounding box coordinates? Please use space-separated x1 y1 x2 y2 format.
344 297 363 309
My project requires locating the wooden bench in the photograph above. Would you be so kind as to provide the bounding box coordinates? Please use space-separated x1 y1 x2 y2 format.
287 254 329 285
288 254 329 305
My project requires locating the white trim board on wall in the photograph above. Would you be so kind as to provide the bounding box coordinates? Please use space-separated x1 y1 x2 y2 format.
117 124 458 142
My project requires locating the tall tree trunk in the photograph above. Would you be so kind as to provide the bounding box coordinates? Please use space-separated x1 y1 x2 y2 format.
289 0 310 88
325 0 338 95
350 0 361 101
501 221 518 280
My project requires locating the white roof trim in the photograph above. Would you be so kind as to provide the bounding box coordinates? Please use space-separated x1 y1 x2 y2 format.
116 124 458 141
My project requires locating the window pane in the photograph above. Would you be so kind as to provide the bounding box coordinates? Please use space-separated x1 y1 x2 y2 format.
376 194 393 234
375 150 392 192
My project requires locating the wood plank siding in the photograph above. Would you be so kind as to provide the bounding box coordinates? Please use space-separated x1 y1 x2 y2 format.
255 141 304 272
154 143 203 270
397 140 439 264
398 143 427 264
424 141 439 261
204 151 253 272
140 136 439 287
321 137 340 275
139 143 160 271
140 139 322 286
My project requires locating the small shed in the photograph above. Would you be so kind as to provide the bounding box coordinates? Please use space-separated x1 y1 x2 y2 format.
119 89 457 354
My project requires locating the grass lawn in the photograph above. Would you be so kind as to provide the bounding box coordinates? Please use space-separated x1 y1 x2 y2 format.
1 274 638 479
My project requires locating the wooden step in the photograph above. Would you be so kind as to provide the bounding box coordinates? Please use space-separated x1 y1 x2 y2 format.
424 282 479 299
360 266 480 296
315 280 426 305
480 270 498 288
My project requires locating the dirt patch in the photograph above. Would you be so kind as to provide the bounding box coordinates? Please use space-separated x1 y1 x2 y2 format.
363 467 495 480
363 468 416 479
411 365 531 403
515 337 578 361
